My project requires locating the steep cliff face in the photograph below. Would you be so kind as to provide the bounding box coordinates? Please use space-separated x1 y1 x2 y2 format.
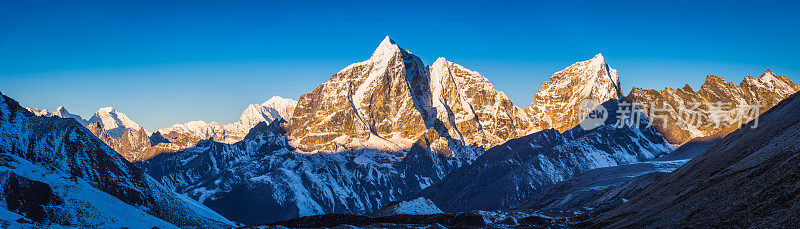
421 58 532 149
626 70 800 145
286 36 430 153
525 53 622 133
86 123 153 161
286 37 538 157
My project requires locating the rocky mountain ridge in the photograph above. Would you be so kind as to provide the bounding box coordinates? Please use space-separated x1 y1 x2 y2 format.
525 53 622 133
626 70 800 145
285 37 621 158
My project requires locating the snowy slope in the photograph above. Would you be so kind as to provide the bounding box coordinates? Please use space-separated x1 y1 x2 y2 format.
517 160 684 212
369 197 443 217
0 154 179 228
0 91 234 228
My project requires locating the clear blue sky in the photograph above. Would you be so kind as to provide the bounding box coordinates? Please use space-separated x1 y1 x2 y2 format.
2 0 798 131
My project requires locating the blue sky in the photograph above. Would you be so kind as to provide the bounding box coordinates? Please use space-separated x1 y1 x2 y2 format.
2 0 798 131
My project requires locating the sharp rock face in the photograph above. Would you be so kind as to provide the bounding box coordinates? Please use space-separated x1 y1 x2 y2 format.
420 57 533 149
626 70 800 145
286 36 431 153
0 91 233 228
286 37 532 158
525 53 622 133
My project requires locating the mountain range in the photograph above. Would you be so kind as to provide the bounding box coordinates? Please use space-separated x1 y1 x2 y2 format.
26 96 297 162
6 36 800 228
1 92 234 228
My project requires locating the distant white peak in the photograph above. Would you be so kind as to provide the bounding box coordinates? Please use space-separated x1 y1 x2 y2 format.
89 107 141 137
55 105 73 116
237 104 279 127
186 120 209 126
261 96 297 108
97 107 116 113
163 120 210 132
26 107 54 117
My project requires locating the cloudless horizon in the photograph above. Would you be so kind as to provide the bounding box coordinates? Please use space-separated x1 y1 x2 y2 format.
2 0 799 131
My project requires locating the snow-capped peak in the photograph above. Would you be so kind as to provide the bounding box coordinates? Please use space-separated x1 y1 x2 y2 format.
760 69 777 80
370 36 402 60
25 105 89 125
592 53 605 62
237 96 296 129
525 53 623 132
738 69 800 95
88 107 142 139
261 96 297 110
432 57 449 66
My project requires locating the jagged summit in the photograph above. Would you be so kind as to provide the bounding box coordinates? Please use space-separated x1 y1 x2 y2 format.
88 106 142 139
371 36 404 60
627 70 799 145
262 96 296 106
25 104 89 126
592 53 605 62
762 69 776 77
524 53 622 132
97 106 116 113
380 35 395 46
